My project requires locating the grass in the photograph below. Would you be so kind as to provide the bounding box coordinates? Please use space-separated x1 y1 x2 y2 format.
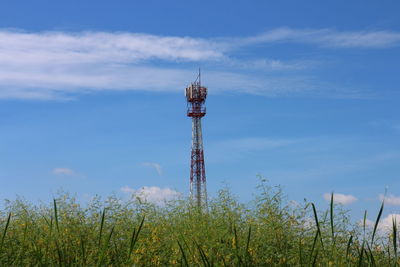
0 180 398 266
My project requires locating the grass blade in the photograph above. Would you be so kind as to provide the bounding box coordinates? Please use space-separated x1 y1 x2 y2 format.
0 212 11 248
246 225 251 252
178 241 189 267
393 217 398 263
98 225 114 267
53 199 63 266
330 193 335 243
128 215 145 258
128 229 136 257
134 215 145 246
312 248 319 266
98 208 106 247
80 235 87 266
245 225 252 265
312 203 324 250
55 240 63 267
233 224 244 266
372 201 384 246
53 199 59 233
196 242 210 267
366 242 376 267
357 242 365 267
233 224 239 250
299 237 304 267
309 230 319 265
346 235 353 263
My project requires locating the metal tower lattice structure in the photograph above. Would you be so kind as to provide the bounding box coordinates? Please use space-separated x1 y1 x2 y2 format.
185 72 208 208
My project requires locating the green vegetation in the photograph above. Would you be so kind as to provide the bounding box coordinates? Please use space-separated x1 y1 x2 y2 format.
0 180 398 266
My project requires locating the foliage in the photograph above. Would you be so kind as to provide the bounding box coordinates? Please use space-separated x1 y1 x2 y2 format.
0 180 398 266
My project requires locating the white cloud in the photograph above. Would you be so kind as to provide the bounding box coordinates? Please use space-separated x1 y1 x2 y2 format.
120 186 181 204
142 162 163 176
0 30 223 65
379 214 400 231
0 30 223 99
379 194 400 206
323 193 357 205
365 214 400 233
0 28 397 99
244 28 400 48
52 167 76 176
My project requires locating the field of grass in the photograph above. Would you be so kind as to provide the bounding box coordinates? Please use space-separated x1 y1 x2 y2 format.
0 180 398 266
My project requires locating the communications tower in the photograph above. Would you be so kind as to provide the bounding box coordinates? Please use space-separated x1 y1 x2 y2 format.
185 71 208 208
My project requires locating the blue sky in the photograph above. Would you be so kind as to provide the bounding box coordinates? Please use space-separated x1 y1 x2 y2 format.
0 0 399 223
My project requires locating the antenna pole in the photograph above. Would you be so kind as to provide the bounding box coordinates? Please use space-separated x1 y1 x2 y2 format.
185 71 208 209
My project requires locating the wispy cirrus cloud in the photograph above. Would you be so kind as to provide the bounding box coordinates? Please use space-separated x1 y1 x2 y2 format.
244 28 400 48
0 28 398 100
0 30 223 64
0 30 220 99
323 192 357 205
142 162 163 176
52 167 76 176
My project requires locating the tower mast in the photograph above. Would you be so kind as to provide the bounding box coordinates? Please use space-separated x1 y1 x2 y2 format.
185 71 208 208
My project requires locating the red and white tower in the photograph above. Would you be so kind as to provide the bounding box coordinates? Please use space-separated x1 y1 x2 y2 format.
185 72 208 208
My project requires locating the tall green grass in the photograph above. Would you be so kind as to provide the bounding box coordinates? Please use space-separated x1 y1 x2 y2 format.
0 182 398 266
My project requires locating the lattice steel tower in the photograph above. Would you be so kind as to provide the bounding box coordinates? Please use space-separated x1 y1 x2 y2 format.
185 71 208 208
